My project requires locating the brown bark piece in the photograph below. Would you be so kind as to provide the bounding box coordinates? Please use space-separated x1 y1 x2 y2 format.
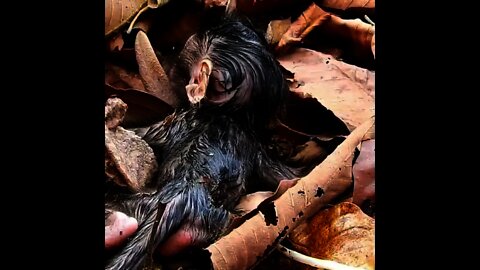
104 97 158 191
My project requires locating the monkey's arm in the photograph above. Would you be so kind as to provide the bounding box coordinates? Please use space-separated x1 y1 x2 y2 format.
105 183 230 270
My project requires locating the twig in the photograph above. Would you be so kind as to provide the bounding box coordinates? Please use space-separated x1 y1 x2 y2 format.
364 15 375 26
277 244 366 270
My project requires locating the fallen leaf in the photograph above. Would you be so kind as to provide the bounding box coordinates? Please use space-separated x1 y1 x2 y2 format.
235 191 275 214
229 179 300 231
289 202 374 270
321 14 375 62
276 3 375 63
276 3 331 54
281 91 350 139
225 0 309 18
371 32 375 59
204 0 228 8
207 116 374 270
314 0 375 13
105 85 173 128
147 0 167 8
108 33 125 52
105 97 158 191
352 139 375 216
106 62 146 91
135 30 180 107
278 48 374 131
105 0 148 36
289 137 346 169
265 18 292 46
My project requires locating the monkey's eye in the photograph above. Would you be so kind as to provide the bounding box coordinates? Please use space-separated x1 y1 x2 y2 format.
211 70 233 93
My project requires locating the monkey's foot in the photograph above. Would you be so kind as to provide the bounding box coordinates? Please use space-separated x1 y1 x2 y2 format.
105 211 138 249
157 227 194 257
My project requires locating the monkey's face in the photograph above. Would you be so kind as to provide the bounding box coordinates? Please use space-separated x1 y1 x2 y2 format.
177 20 285 114
185 57 252 107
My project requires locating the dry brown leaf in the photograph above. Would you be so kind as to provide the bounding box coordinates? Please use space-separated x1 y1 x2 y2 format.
105 62 146 91
135 30 180 108
289 137 346 170
225 0 308 17
315 0 375 12
207 116 374 270
105 97 158 191
204 0 228 8
108 33 125 52
276 3 375 61
324 15 375 60
281 91 350 139
278 48 374 131
352 139 374 215
371 32 375 59
105 0 148 36
276 3 331 54
105 85 173 128
235 192 275 214
290 202 374 270
265 18 292 45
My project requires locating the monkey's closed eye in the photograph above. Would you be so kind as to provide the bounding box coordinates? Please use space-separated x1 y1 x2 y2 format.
211 70 233 93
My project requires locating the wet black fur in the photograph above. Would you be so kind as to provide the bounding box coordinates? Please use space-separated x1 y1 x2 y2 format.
105 107 300 270
105 17 300 270
170 17 290 133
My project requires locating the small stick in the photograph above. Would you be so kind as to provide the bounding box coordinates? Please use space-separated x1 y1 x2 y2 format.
364 15 375 26
277 244 366 270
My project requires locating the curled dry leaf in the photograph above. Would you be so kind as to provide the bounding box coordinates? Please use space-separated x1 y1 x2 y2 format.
204 0 228 8
207 116 374 270
269 90 349 168
288 137 346 169
235 191 275 214
323 14 375 61
265 18 292 46
281 91 350 139
352 139 375 215
371 32 375 58
108 33 125 52
105 62 146 91
225 0 307 17
229 179 300 231
276 3 375 62
105 0 148 36
314 0 375 13
105 85 173 128
278 48 374 131
276 3 331 54
289 202 375 270
135 30 180 107
105 97 158 191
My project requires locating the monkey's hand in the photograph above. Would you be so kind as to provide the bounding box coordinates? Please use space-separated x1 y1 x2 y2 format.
105 211 138 250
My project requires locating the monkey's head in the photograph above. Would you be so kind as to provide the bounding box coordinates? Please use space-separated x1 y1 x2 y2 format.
173 19 289 128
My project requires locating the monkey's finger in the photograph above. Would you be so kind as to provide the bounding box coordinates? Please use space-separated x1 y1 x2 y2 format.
105 211 139 249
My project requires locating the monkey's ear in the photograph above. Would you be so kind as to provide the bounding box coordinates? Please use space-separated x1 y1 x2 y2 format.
186 59 213 104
